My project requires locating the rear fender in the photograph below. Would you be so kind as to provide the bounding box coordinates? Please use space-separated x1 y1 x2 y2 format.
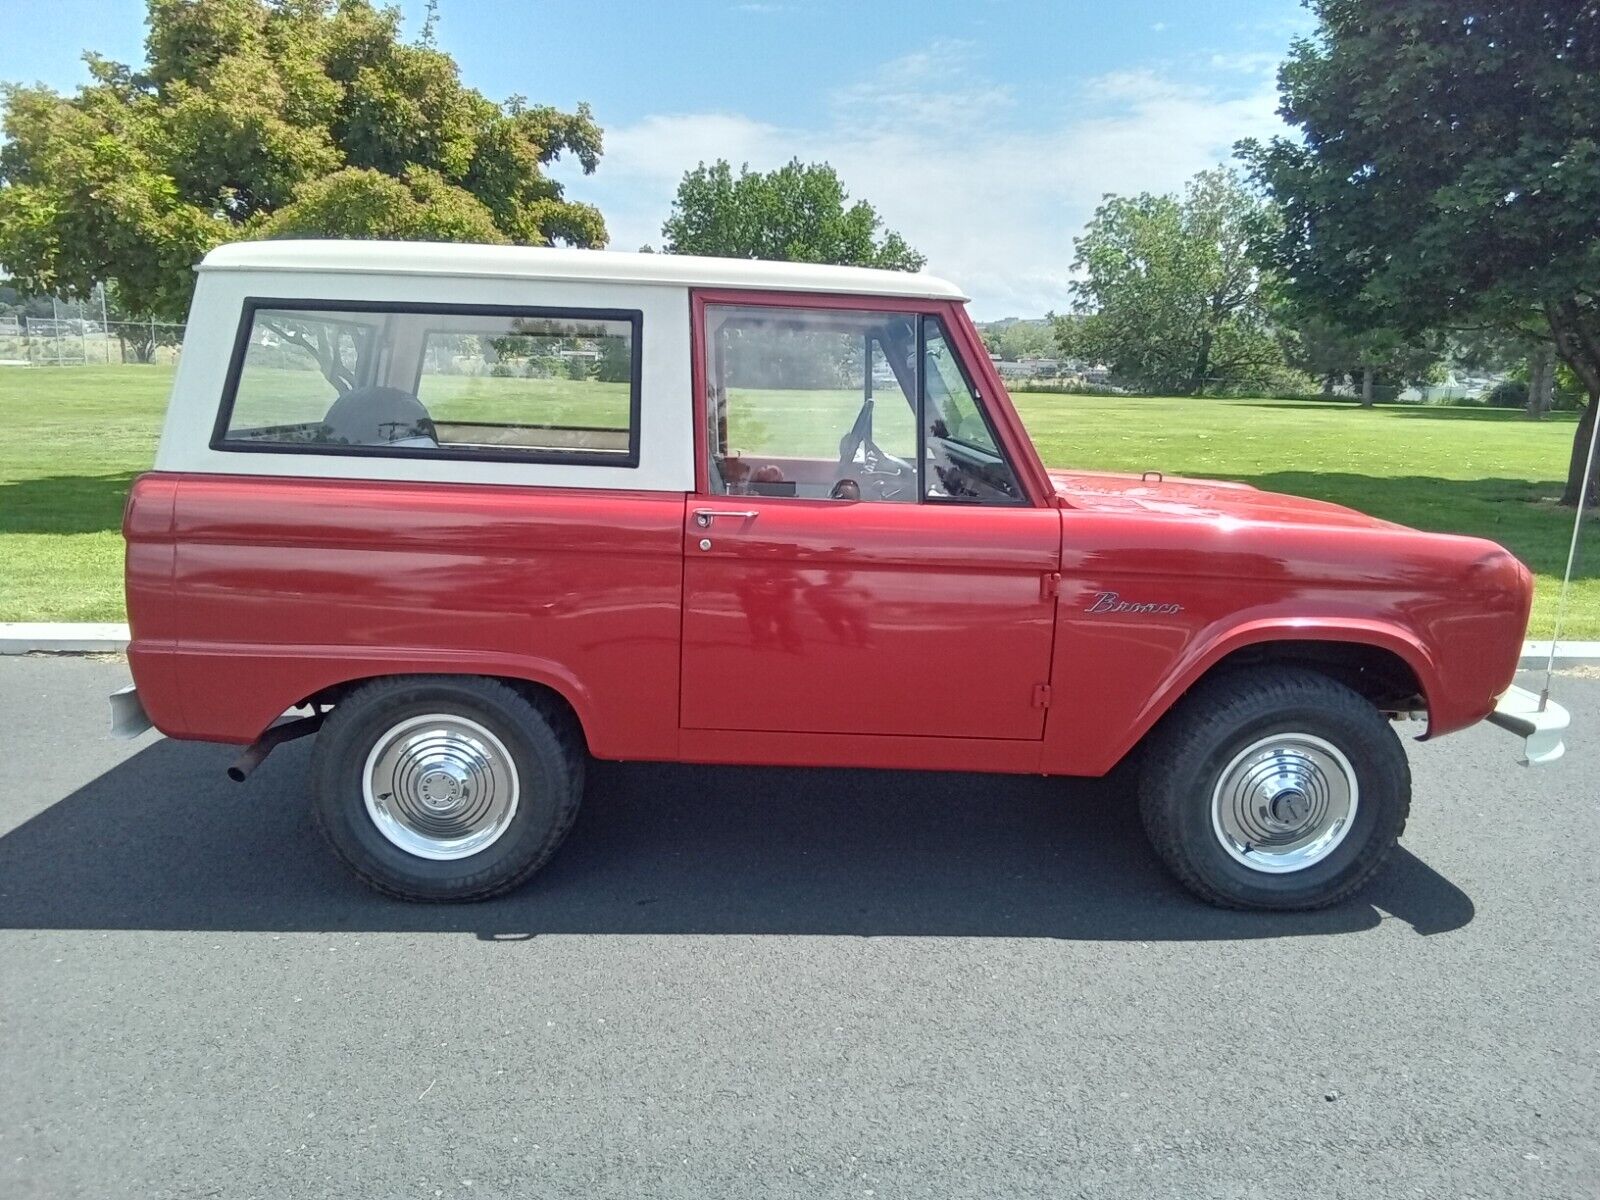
141 646 601 751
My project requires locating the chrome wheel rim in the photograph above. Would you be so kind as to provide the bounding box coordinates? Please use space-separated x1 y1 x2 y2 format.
1210 733 1358 874
362 713 519 861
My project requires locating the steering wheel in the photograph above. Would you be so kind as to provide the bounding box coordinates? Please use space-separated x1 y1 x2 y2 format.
836 399 913 499
835 450 914 502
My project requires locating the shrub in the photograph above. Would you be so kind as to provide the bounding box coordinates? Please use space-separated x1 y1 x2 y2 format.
1005 378 1123 396
1485 380 1529 409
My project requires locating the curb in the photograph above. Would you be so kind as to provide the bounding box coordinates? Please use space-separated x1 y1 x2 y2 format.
0 623 131 654
1519 640 1600 669
3 624 1600 666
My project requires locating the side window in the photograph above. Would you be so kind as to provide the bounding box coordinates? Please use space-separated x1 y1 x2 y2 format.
704 304 919 502
920 318 1023 504
701 304 1023 504
216 303 640 465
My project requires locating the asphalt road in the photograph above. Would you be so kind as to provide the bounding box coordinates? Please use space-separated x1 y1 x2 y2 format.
1 655 1597 1200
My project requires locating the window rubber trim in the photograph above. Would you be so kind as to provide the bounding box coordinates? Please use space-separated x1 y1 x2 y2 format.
210 297 645 469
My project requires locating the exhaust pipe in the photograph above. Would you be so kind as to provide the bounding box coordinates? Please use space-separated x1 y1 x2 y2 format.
227 713 325 782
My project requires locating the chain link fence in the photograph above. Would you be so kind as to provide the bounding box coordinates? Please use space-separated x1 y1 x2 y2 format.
0 316 186 367
0 289 185 367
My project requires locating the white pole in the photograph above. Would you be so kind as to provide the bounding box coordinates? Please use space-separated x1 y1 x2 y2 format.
99 283 110 365
1543 396 1600 709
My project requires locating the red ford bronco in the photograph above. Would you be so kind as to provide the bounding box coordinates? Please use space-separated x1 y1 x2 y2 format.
113 240 1566 909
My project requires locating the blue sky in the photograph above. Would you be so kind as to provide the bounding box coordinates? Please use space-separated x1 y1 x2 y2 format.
0 1 1313 317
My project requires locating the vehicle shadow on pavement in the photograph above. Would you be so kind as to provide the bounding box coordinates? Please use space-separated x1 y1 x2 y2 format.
0 737 1474 940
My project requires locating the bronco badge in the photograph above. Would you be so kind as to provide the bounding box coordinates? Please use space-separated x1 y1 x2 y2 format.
1087 590 1184 616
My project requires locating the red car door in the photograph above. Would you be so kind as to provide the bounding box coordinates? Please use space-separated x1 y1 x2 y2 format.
681 498 1060 738
679 294 1061 741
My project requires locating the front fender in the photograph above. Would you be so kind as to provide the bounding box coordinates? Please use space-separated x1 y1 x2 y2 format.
1042 611 1450 778
1134 618 1439 759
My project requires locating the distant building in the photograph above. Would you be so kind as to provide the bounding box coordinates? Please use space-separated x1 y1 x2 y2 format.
995 357 1065 379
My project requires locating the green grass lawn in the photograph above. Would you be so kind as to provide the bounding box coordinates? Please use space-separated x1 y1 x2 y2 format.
1 363 1594 638
230 365 633 429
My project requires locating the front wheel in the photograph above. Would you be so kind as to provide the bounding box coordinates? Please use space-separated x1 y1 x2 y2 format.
1137 668 1410 910
311 676 584 902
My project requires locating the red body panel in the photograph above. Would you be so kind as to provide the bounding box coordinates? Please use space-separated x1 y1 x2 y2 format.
127 474 685 759
680 497 1060 739
123 290 1533 777
1039 469 1529 774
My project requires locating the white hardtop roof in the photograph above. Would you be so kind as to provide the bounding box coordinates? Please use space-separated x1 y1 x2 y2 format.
198 239 967 301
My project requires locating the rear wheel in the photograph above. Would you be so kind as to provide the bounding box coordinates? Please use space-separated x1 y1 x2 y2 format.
1137 667 1410 910
311 676 584 902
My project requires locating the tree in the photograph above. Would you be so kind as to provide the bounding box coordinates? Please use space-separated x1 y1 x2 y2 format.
595 334 630 383
1241 1 1600 503
1056 168 1284 395
104 281 182 363
0 281 53 320
0 0 606 322
660 159 924 270
980 318 1057 362
1280 309 1445 404
1454 325 1562 417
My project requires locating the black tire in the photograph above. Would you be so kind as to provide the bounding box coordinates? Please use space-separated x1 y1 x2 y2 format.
311 676 585 902
1137 667 1410 910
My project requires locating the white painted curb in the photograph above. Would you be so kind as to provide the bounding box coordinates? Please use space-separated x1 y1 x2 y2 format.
0 623 131 654
1520 640 1600 667
2 624 1599 665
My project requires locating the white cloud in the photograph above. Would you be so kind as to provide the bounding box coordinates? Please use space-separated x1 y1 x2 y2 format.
570 44 1286 317
1206 50 1283 78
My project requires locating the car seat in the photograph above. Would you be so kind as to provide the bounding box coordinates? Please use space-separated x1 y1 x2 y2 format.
322 386 438 448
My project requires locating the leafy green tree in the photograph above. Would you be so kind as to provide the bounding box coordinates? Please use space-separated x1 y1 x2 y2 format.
0 0 606 322
660 159 924 270
1241 0 1600 503
0 281 53 320
1453 324 1562 417
980 318 1058 362
1280 309 1444 404
1056 167 1284 395
104 281 183 363
595 335 630 383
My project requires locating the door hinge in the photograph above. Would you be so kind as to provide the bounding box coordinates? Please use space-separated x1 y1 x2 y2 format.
1040 571 1061 600
1032 683 1052 709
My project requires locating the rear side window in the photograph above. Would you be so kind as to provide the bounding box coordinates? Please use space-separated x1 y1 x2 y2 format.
215 301 642 465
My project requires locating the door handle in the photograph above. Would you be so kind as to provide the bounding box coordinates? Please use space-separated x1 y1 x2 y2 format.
693 509 758 527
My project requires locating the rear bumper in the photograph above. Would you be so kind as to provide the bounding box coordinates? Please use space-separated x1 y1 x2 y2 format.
1486 685 1569 766
109 684 153 739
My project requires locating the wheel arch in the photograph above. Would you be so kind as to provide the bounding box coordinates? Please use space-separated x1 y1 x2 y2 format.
1096 620 1437 777
296 662 595 754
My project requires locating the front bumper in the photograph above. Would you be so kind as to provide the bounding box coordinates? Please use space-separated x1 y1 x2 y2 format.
1486 685 1569 765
